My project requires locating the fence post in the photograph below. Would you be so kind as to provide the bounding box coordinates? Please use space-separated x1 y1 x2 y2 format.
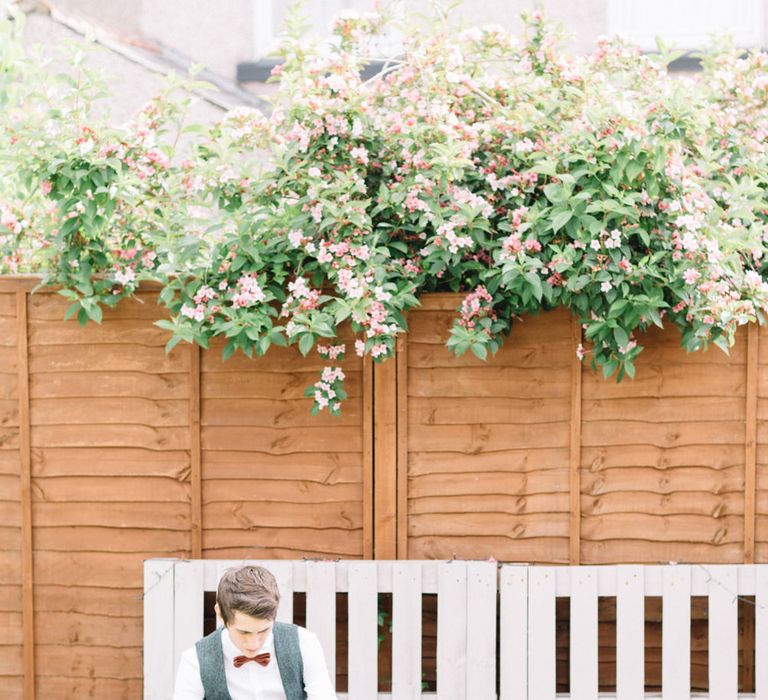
16 291 34 700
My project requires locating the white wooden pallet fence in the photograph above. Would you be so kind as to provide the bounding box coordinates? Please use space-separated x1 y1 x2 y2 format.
144 561 768 700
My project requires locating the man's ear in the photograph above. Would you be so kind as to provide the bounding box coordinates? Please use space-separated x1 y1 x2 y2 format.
214 603 221 620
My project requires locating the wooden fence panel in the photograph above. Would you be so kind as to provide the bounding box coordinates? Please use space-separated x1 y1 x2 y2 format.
27 291 190 700
4 281 768 698
404 298 572 563
200 325 369 561
581 325 748 565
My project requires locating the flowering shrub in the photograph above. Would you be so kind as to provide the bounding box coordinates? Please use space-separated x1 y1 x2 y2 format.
2 6 768 414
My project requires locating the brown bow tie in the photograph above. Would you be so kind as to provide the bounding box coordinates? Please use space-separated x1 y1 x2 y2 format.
233 653 270 668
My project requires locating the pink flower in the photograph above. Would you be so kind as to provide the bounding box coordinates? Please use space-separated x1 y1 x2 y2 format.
682 268 701 285
114 267 136 285
350 146 369 165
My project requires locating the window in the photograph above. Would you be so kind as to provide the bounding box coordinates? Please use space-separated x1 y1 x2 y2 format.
607 0 764 51
252 0 403 60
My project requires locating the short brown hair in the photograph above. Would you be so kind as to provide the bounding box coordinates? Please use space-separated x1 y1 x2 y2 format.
217 565 280 624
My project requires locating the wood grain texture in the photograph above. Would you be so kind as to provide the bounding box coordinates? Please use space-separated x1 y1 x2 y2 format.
405 308 572 564
16 293 34 700
745 323 758 562
569 315 582 565
189 344 202 559
374 353 397 559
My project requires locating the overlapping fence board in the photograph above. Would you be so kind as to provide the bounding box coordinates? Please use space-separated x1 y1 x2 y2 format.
581 324 748 565
404 300 572 562
27 291 190 699
200 323 367 560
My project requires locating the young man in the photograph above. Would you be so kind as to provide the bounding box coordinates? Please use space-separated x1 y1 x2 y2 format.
172 565 337 700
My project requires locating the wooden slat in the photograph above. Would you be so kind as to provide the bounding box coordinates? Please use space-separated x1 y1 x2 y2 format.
436 562 467 699
499 565 527 699
745 323 758 562
616 565 644 700
465 561 496 697
190 345 202 559
396 335 408 559
662 565 691 700
528 567 556 700
16 292 34 700
173 559 204 673
570 566 598 699
363 356 373 559
756 566 768 699
570 315 582 565
391 562 422 699
708 565 738 699
265 561 294 624
305 562 336 690
143 559 175 700
374 357 397 559
347 562 378 699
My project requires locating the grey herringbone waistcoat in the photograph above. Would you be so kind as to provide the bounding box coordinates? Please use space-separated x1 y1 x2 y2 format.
194 622 306 700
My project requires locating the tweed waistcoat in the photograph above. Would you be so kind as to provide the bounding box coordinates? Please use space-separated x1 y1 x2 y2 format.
194 622 306 700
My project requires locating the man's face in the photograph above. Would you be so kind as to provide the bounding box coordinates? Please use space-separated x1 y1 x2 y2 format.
219 607 274 657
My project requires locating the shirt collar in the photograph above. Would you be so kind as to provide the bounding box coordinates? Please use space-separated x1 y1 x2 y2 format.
221 626 274 661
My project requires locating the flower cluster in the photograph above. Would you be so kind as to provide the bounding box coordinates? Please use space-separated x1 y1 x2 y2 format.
3 6 768 413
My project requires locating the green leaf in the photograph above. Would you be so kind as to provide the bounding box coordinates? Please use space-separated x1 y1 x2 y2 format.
613 326 630 348
524 271 543 301
470 343 488 360
299 333 314 356
550 210 572 233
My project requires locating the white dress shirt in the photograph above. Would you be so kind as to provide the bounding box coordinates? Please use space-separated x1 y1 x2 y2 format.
172 626 337 700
